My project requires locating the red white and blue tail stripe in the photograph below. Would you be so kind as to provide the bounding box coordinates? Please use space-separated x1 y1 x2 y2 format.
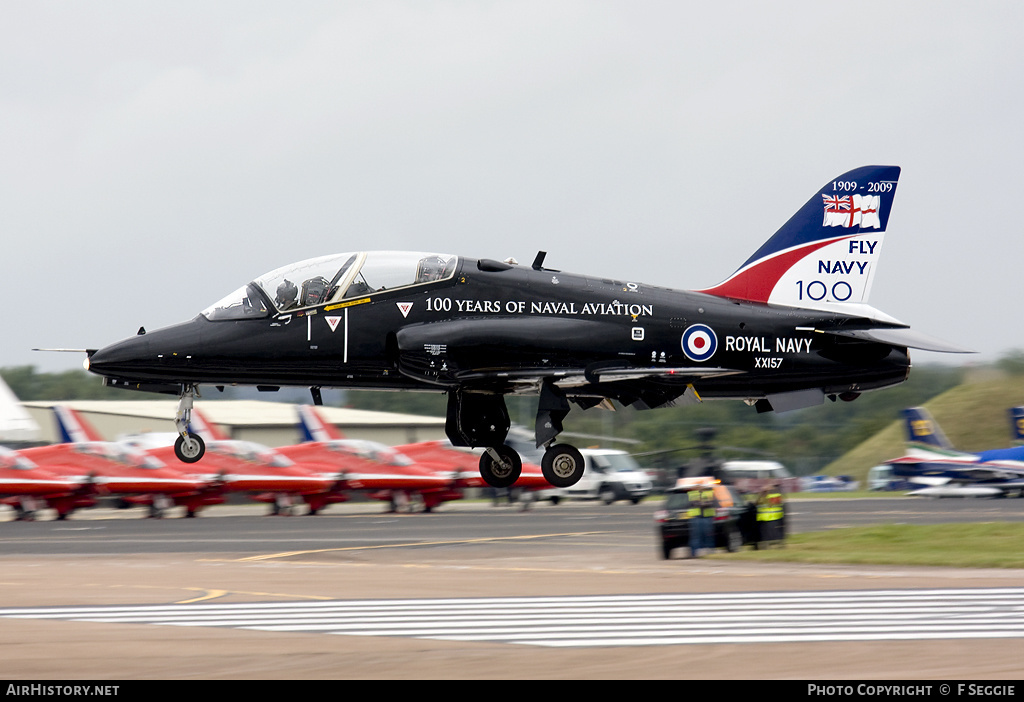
698 165 900 315
297 405 344 443
187 408 228 441
53 406 105 443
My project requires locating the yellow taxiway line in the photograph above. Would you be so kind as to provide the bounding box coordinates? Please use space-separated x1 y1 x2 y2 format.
236 530 614 562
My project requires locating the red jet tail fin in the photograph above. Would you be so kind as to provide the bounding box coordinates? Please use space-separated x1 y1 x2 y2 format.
188 408 228 441
53 405 105 443
297 405 345 443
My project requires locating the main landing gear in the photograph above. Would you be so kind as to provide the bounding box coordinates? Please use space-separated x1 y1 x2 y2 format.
540 444 584 488
479 445 522 488
173 384 206 464
446 389 587 490
534 382 585 488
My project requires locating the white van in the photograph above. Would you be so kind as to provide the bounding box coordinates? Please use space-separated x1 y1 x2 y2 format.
719 460 791 480
867 465 900 491
717 460 798 493
543 449 654 505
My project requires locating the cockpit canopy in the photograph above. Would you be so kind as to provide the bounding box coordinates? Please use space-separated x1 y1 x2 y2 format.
326 439 414 467
73 442 166 470
202 251 458 321
0 446 36 470
207 440 294 468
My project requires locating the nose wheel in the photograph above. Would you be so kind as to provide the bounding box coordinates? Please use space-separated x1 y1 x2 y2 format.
174 432 206 463
541 444 585 488
173 383 206 463
479 445 522 488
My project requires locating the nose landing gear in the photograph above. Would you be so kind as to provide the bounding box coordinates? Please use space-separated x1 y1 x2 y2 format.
173 384 206 464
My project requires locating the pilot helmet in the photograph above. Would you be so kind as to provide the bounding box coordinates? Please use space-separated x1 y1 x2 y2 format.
416 256 447 283
276 279 298 307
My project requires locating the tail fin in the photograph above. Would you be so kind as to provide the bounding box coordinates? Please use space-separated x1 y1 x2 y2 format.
297 405 345 443
52 406 105 443
187 408 228 441
1010 407 1024 446
698 165 900 316
0 375 40 442
902 407 953 449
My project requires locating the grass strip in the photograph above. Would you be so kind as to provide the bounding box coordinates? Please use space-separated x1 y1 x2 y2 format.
717 522 1024 568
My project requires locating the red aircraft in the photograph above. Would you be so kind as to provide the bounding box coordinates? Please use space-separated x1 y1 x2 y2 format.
277 405 462 513
133 409 336 516
0 446 81 521
18 406 203 518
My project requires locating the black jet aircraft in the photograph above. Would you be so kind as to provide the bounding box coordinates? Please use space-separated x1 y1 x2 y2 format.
84 165 969 489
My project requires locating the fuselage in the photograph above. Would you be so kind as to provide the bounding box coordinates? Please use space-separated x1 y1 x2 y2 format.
87 253 910 404
145 440 334 495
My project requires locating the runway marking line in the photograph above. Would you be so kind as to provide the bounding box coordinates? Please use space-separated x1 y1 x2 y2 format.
173 588 336 604
217 560 665 576
235 531 614 562
176 589 229 604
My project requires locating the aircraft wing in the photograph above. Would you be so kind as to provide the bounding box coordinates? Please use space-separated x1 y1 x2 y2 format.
396 317 747 392
583 366 745 383
453 365 742 386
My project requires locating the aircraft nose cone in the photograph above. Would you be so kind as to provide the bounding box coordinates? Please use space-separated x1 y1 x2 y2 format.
86 317 209 386
87 334 152 377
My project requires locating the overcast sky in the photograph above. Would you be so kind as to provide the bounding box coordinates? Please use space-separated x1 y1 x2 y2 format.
4 1 1022 374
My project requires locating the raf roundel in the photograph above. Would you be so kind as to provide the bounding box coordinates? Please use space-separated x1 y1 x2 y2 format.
681 324 718 363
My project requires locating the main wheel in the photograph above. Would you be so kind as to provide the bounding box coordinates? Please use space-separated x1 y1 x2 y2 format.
479 445 522 488
174 432 206 463
542 444 585 488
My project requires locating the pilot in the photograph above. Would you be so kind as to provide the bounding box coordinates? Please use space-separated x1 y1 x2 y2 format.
275 279 298 310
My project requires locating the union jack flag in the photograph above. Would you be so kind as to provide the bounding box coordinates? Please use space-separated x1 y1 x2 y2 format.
822 194 851 211
822 193 880 228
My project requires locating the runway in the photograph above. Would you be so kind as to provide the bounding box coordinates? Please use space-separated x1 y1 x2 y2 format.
6 588 1024 648
2 498 1023 679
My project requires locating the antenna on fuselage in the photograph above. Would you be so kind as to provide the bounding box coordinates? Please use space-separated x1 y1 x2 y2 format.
532 251 547 270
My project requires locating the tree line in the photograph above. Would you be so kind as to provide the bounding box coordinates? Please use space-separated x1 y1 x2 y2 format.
7 352 1024 475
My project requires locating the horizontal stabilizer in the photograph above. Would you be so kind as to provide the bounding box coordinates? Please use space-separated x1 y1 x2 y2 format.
808 327 974 354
